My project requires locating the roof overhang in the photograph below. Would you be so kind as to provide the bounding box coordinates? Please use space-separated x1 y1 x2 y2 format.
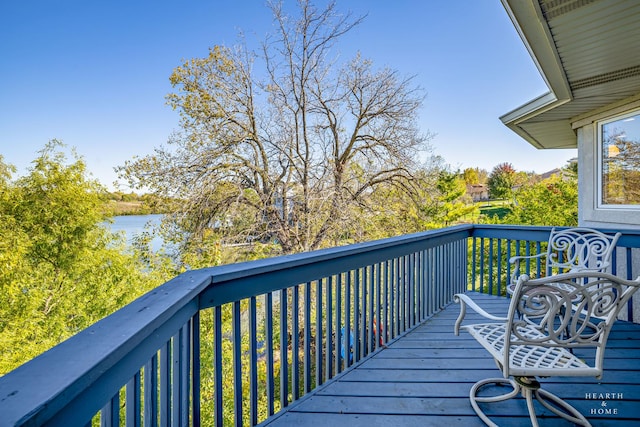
500 0 640 149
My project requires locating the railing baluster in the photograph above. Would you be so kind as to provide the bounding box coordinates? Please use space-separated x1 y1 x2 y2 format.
453 241 460 295
388 259 398 340
304 281 312 394
367 265 374 354
497 239 503 295
213 307 223 426
419 250 425 321
376 262 382 349
401 256 406 332
292 284 300 401
627 247 634 320
526 240 532 276
435 246 440 312
265 292 275 417
506 239 513 296
479 237 485 292
181 323 190 427
460 240 469 292
326 276 333 381
143 355 157 427
439 245 445 308
315 279 323 387
345 271 352 369
409 254 415 327
488 238 494 295
191 312 200 427
160 340 171 427
444 243 450 300
471 237 477 291
424 249 430 317
335 274 341 375
127 372 141 427
100 392 119 427
249 296 258 426
395 257 400 336
354 268 361 363
171 330 182 427
380 260 392 344
280 288 289 408
455 241 462 295
232 301 242 427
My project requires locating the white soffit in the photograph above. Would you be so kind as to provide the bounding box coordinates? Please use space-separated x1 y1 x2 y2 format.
500 0 640 149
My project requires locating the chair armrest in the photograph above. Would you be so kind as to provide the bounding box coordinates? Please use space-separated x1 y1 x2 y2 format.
508 252 546 265
453 293 508 336
508 252 546 283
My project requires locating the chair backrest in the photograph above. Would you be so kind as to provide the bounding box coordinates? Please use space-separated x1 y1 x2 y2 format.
506 271 640 377
545 227 621 274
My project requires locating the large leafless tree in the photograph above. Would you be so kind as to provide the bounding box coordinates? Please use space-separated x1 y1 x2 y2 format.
120 0 432 254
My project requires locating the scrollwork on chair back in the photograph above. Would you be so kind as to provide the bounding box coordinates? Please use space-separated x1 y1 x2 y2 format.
509 273 634 348
547 228 618 272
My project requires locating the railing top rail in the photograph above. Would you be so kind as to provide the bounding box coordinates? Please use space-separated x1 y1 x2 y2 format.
470 224 640 247
199 224 473 307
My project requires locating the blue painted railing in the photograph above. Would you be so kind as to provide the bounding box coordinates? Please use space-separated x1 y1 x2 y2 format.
0 224 638 426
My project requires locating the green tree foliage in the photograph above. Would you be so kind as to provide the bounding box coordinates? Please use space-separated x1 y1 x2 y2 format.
487 162 516 199
462 167 479 185
463 167 488 185
119 0 433 255
424 169 479 226
503 174 578 226
347 178 430 241
0 142 168 374
346 164 482 239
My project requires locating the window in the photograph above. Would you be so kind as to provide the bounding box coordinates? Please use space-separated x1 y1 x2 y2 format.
598 110 640 207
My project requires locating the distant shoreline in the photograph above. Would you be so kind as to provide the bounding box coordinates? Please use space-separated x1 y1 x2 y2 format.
105 192 171 216
106 200 159 216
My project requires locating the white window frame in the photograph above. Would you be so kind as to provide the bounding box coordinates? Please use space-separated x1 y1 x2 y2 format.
596 108 640 209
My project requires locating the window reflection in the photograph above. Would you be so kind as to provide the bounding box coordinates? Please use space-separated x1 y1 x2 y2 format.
601 112 640 205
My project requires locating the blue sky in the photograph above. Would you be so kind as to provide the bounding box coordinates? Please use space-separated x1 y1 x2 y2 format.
0 1 576 191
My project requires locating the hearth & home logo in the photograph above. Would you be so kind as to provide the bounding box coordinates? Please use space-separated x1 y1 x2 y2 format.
584 392 623 415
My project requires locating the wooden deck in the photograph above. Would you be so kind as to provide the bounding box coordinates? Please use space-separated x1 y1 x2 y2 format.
261 292 640 426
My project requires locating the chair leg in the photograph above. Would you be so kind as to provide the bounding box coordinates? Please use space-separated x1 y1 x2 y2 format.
534 388 591 426
470 378 519 427
470 376 592 427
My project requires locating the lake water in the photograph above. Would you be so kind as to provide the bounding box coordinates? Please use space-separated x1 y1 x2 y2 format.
106 214 165 250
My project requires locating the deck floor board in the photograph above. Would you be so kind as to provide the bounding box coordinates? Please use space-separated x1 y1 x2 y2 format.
260 292 640 426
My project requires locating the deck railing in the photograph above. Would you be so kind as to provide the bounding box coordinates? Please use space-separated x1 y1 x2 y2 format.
1 224 639 426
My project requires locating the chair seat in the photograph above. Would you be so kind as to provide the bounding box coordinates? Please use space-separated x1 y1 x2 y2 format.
461 322 596 377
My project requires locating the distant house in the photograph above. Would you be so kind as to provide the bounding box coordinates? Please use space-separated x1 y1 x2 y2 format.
537 168 562 181
466 184 489 202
